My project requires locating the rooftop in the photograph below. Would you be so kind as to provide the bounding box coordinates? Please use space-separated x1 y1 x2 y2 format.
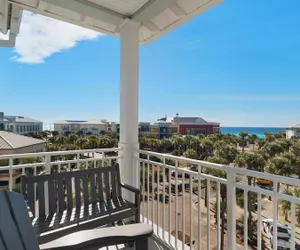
4 116 42 123
288 124 300 129
0 131 45 150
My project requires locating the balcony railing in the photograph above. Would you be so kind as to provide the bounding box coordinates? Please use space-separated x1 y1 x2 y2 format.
1 148 300 250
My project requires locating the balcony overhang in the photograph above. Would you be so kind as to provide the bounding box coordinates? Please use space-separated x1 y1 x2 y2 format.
0 0 222 46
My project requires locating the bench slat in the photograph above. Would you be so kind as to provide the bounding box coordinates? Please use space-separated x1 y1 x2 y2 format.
111 166 117 198
97 172 104 202
57 176 65 212
48 179 56 213
90 171 97 203
38 180 45 217
82 175 89 206
116 164 122 197
104 169 111 200
27 179 35 216
66 177 73 209
75 176 81 207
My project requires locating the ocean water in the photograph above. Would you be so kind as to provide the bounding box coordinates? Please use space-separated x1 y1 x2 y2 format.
220 127 285 138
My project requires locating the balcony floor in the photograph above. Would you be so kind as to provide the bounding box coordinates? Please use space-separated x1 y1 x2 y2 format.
98 235 170 250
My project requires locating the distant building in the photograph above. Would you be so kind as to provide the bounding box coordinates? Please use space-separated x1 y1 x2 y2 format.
111 115 220 140
0 112 5 131
171 116 220 136
286 124 300 139
54 120 108 136
1 112 43 134
0 131 45 156
0 131 46 188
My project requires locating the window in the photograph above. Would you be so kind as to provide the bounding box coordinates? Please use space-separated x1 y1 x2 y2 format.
27 125 29 131
17 126 19 132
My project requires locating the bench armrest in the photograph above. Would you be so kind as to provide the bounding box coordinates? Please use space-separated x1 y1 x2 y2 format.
120 183 141 194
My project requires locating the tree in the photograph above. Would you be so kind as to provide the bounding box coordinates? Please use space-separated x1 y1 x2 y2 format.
76 138 89 149
280 188 293 221
205 156 227 250
52 131 59 137
183 149 197 159
239 131 248 153
68 134 78 144
266 156 293 192
237 215 258 245
161 138 172 153
235 152 266 186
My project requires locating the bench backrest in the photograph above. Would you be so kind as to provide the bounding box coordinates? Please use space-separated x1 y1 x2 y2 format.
0 190 40 250
22 164 123 217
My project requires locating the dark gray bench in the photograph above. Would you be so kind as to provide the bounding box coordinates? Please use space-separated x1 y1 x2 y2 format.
0 190 153 250
21 164 141 244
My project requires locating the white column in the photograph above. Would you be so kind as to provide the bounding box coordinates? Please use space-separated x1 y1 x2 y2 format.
118 20 140 202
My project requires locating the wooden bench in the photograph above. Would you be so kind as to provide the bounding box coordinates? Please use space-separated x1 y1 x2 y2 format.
21 164 141 244
0 190 152 250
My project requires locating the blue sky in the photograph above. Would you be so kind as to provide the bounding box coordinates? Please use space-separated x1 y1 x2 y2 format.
1 0 300 129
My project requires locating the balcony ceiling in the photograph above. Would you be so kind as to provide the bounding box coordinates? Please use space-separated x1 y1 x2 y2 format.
0 0 222 45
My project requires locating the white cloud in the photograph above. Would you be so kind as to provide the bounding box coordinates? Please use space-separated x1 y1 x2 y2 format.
0 11 102 63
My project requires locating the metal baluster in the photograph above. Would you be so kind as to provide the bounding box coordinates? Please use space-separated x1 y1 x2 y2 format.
257 193 262 250
175 160 179 249
198 165 202 250
157 164 160 236
147 155 150 224
162 156 166 240
207 179 211 250
273 181 278 250
168 163 172 245
244 190 248 250
291 202 296 250
142 161 146 223
216 182 221 250
152 162 155 228
190 175 193 249
182 173 185 250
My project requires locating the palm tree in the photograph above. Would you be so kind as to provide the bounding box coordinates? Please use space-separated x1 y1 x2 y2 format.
239 131 248 153
57 136 67 145
235 152 265 220
68 134 78 144
52 131 59 137
76 138 89 149
201 138 214 159
235 152 266 186
170 134 184 151
266 156 293 192
183 149 197 159
161 138 172 153
206 156 227 250
280 188 294 221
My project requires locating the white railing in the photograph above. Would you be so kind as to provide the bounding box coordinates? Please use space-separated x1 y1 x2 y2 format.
0 148 121 191
137 150 300 250
2 148 300 250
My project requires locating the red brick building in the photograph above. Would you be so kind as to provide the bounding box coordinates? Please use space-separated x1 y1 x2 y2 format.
172 116 220 136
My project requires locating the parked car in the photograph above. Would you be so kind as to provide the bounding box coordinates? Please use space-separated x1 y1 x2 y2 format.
262 219 291 250
171 169 189 178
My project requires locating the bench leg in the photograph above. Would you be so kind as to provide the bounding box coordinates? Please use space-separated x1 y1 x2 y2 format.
135 237 148 250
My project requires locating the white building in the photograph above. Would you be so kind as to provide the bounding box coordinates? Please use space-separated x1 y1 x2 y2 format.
54 120 108 136
286 124 300 139
0 131 45 188
3 114 43 135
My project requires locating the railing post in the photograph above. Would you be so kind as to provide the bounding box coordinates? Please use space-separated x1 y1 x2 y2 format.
44 154 51 215
45 154 51 175
226 168 236 250
8 157 13 191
